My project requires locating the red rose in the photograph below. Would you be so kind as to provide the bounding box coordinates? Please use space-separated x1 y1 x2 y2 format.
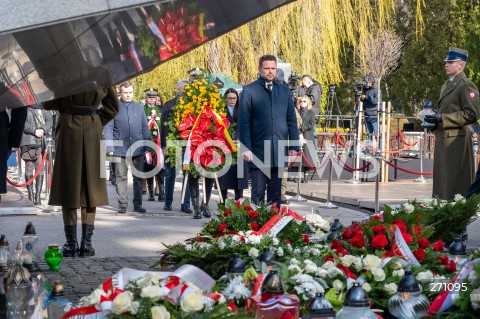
250 222 259 231
418 238 430 249
413 248 425 261
446 260 457 272
351 222 359 229
372 225 385 234
371 214 383 220
337 248 348 256
341 228 354 239
437 255 449 265
217 223 227 232
402 232 413 244
411 225 422 236
349 234 366 248
302 234 310 244
236 201 242 208
331 240 343 250
392 220 407 233
248 211 259 219
371 234 389 249
285 239 291 246
433 240 444 251
244 205 254 212
223 210 232 217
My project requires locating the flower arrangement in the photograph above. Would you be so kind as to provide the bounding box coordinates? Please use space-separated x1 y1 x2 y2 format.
145 107 161 141
165 77 235 177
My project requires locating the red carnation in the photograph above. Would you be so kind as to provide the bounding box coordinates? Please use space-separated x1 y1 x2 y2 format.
413 248 425 261
250 222 259 231
402 232 413 244
351 222 359 228
371 234 389 249
331 240 343 250
437 255 449 265
248 211 259 219
372 225 385 234
371 214 383 221
392 220 407 233
244 205 254 211
349 234 366 248
342 228 354 239
217 223 228 232
223 210 233 217
446 260 457 272
418 238 430 249
433 240 444 251
302 234 310 244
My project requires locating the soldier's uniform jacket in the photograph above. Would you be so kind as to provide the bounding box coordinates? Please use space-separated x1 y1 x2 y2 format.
433 71 480 200
43 87 119 208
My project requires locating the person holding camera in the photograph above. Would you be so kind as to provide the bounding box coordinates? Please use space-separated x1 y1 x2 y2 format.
361 75 378 149
20 104 53 205
299 75 322 116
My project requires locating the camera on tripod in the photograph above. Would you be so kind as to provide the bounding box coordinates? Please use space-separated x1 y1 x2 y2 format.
352 82 364 97
288 71 301 100
328 84 336 96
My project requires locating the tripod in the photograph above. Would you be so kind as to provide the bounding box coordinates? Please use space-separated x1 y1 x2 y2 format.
325 87 342 130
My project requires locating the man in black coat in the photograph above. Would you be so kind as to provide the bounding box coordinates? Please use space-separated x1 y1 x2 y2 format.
1 106 28 204
238 54 299 208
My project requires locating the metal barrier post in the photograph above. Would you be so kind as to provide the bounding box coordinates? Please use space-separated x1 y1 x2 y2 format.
319 154 337 209
348 104 362 184
292 144 306 202
374 150 381 213
414 129 427 183
45 137 59 211
16 149 22 183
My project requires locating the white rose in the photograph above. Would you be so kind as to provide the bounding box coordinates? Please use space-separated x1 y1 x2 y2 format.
416 270 434 281
454 194 465 202
352 257 363 271
141 285 168 301
362 282 372 292
181 292 204 312
402 203 415 214
314 229 327 241
363 255 381 270
112 291 134 314
80 288 107 306
393 269 405 277
340 255 356 268
321 261 336 270
371 268 386 282
333 279 344 291
390 261 403 270
151 306 171 319
248 247 259 258
315 268 329 278
305 263 318 274
384 283 398 295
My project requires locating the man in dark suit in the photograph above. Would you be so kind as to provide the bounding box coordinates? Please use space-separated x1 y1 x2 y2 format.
0 106 27 205
238 54 299 208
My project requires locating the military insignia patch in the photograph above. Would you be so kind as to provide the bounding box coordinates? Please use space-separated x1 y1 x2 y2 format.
469 91 476 98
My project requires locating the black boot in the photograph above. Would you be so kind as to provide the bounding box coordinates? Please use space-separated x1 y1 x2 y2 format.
201 203 212 218
34 175 44 205
147 182 155 201
79 224 96 257
193 196 202 219
62 225 79 257
158 183 165 202
25 175 34 203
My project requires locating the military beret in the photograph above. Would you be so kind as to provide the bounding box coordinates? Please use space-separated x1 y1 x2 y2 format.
144 88 158 97
445 46 468 62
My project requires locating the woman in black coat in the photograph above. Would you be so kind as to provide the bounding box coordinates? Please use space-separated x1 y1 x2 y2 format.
218 88 248 201
20 104 53 204
298 95 316 183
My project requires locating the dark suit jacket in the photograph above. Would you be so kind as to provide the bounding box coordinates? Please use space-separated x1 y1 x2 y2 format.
238 78 299 168
160 97 178 149
1 107 27 193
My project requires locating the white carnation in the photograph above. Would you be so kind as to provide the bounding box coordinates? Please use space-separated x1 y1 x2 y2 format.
218 241 226 250
454 194 465 202
340 255 356 268
288 264 302 274
248 247 259 258
290 258 300 265
305 263 318 274
276 247 284 256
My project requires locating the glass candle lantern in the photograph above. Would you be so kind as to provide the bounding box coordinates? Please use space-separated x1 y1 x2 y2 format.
0 235 9 272
388 270 430 319
44 244 63 271
226 253 246 279
336 283 377 319
47 280 70 319
448 238 468 268
303 293 336 319
3 259 34 319
258 247 276 271
21 222 39 272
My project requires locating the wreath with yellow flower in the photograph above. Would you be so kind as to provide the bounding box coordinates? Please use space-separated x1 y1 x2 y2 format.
166 77 237 178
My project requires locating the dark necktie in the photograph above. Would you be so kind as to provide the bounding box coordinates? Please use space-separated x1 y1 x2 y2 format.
267 83 272 92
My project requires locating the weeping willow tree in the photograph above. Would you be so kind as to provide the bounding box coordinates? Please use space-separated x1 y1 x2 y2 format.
132 0 423 107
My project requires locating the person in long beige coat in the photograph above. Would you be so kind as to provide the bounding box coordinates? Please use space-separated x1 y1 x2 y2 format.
43 87 119 257
425 47 480 200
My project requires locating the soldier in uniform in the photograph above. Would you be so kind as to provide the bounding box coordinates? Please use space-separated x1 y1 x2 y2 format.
143 88 166 202
425 47 480 200
43 87 119 257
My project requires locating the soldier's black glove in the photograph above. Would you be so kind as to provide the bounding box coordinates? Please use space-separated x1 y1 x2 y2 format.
424 109 442 124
